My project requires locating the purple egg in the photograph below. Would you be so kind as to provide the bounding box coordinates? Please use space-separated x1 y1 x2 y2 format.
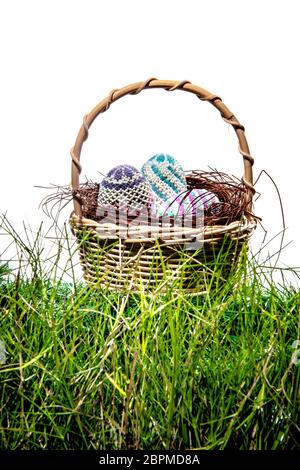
98 165 153 211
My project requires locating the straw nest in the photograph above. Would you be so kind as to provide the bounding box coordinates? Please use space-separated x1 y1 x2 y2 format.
42 169 257 227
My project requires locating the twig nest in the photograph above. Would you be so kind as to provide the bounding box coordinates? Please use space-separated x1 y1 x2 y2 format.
141 154 187 208
98 165 153 211
156 188 221 217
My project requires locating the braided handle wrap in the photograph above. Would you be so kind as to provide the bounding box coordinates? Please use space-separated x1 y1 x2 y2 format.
71 78 255 217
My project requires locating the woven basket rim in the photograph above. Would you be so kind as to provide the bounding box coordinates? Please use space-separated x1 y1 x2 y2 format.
70 212 257 245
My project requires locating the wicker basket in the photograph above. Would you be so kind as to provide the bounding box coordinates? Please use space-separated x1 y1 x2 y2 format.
70 79 257 293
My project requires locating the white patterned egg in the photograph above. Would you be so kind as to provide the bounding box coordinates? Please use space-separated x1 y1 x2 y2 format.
156 188 220 217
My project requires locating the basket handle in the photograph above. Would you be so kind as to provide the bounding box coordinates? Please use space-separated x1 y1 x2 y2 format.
71 78 255 217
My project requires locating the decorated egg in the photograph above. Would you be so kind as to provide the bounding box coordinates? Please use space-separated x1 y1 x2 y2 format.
141 154 187 208
98 164 153 211
155 188 220 217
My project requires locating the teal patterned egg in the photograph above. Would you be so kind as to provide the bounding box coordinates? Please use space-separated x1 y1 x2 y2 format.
141 154 187 208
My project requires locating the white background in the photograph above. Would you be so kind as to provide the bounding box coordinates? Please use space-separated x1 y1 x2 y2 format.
0 0 299 282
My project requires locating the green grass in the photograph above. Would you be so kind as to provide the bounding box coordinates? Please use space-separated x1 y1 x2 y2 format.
0 218 299 450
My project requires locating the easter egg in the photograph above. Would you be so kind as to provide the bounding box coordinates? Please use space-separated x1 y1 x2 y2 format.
98 164 153 211
141 154 187 208
156 188 220 217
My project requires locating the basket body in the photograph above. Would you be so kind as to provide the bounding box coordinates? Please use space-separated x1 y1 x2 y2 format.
70 214 256 293
69 79 257 293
